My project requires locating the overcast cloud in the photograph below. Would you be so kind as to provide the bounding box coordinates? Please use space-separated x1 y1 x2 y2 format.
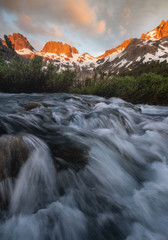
0 0 168 56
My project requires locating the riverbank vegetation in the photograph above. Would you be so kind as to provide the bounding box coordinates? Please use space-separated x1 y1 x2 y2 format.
80 73 168 105
0 54 168 105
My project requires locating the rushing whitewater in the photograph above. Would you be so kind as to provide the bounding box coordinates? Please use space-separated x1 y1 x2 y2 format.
0 93 168 240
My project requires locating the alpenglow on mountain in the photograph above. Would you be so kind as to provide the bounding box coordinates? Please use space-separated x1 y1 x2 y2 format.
1 20 168 79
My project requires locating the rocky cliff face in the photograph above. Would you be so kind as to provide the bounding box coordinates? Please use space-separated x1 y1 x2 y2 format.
0 38 6 47
6 33 34 51
41 41 79 58
141 20 168 40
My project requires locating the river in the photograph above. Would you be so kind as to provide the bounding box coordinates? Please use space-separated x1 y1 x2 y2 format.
0 93 168 240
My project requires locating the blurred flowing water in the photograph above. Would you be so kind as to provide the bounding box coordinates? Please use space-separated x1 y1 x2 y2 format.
0 93 168 239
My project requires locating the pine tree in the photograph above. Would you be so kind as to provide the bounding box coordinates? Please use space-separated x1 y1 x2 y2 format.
4 35 15 51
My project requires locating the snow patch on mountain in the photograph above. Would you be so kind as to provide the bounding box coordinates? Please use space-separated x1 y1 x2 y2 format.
16 48 34 55
146 30 157 39
136 56 142 62
117 59 128 68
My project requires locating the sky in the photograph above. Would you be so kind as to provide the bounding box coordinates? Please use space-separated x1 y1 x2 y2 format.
0 0 168 57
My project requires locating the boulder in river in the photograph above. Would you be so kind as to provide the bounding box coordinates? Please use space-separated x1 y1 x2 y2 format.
0 134 30 210
24 102 41 111
0 134 29 182
50 144 88 171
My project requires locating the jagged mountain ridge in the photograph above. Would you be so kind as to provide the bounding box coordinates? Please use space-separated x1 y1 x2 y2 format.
0 33 97 65
97 37 168 74
1 20 168 78
0 33 34 51
97 38 133 59
96 20 168 74
15 38 97 65
141 20 168 40
41 41 79 57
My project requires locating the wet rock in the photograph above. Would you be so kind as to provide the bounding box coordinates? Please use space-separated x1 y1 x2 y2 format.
24 102 41 111
0 135 29 182
0 122 7 136
51 144 88 171
0 134 30 210
0 179 12 211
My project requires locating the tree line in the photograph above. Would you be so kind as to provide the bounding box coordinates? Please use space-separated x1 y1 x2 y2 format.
1 52 168 105
0 54 77 93
79 73 168 105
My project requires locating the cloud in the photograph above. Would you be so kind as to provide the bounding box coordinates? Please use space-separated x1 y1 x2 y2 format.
49 28 64 39
94 20 106 34
66 0 96 26
0 0 168 56
48 26 78 46
107 28 112 35
0 10 18 37
120 25 127 36
0 12 8 35
65 0 106 33
14 13 76 47
15 13 46 36
0 0 106 35
120 8 131 25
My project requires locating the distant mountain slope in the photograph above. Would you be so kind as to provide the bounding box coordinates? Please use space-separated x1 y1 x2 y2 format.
97 37 168 74
97 38 133 59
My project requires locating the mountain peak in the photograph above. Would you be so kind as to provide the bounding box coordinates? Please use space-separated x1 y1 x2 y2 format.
141 20 168 40
160 20 166 26
7 33 34 51
41 41 79 58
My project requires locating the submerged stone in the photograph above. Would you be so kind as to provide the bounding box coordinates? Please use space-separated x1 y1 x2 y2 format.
24 102 41 111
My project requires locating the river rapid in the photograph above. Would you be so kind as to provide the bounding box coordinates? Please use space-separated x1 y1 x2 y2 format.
0 93 168 240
